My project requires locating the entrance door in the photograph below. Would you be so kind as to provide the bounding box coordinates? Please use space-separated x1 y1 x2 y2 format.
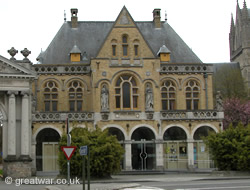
43 142 59 171
132 140 155 170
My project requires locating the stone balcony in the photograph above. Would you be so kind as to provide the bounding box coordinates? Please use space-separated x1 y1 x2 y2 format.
160 110 224 121
160 64 213 74
32 64 91 75
32 112 94 122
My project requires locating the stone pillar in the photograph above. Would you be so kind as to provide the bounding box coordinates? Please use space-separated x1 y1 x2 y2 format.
6 91 18 160
187 139 194 170
156 140 164 170
20 91 32 161
125 142 132 170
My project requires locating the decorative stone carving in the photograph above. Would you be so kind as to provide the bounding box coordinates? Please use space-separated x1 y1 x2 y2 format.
101 113 109 120
120 11 130 25
101 85 109 111
8 47 18 61
145 84 153 110
146 113 154 120
216 91 223 111
21 48 31 62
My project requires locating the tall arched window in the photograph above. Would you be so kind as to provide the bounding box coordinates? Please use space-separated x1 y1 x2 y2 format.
122 35 128 56
44 81 58 112
68 81 83 111
115 75 138 109
161 80 176 110
185 80 200 110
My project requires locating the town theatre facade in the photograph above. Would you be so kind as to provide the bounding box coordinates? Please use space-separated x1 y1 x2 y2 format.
1 7 223 177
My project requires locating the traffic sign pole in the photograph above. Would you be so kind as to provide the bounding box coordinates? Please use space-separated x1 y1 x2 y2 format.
87 147 90 190
82 156 85 190
66 118 70 185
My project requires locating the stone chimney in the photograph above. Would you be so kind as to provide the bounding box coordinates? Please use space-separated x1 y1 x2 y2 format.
71 8 78 28
153 9 161 28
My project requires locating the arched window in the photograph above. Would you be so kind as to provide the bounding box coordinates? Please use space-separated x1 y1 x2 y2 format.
115 75 138 109
111 39 117 57
122 35 128 56
133 39 140 57
161 80 176 110
44 81 58 112
68 81 83 111
185 80 200 110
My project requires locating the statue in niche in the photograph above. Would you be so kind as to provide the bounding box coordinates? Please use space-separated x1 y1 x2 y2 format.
101 85 109 111
145 84 153 110
216 91 223 111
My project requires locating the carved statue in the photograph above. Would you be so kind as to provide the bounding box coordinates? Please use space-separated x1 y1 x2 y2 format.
216 91 223 111
101 85 109 110
145 84 153 110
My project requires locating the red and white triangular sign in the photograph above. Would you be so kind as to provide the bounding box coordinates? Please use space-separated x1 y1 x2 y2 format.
61 146 77 160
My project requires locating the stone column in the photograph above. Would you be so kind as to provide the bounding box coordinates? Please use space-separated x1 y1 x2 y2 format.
20 91 32 161
187 139 194 170
156 140 164 170
125 142 132 170
6 91 18 160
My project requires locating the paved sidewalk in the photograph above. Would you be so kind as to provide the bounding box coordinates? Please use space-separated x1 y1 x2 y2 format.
1 172 250 190
42 173 250 190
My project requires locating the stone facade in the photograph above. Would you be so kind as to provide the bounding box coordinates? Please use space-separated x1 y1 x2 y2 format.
1 7 224 177
0 51 36 178
229 0 250 95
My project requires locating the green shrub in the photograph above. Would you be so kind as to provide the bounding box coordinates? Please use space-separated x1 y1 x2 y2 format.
58 127 124 178
204 123 250 171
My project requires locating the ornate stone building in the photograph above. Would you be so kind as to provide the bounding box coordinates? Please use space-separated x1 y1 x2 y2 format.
229 0 250 95
1 7 224 177
0 48 36 177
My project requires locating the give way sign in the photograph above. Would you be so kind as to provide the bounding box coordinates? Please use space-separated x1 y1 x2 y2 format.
61 146 77 160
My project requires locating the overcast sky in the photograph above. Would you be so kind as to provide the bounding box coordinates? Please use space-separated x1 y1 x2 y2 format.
0 0 247 63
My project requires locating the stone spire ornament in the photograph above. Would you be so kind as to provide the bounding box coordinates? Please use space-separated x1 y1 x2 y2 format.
21 48 31 62
7 47 18 61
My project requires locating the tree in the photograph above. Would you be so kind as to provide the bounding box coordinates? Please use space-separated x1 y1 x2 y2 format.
58 127 124 178
205 123 250 171
213 64 247 99
223 98 250 129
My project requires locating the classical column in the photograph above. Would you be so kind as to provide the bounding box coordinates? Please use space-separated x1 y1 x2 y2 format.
125 142 132 170
6 91 18 160
187 139 194 170
20 91 32 160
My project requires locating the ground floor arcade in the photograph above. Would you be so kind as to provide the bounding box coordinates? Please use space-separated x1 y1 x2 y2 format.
32 122 220 173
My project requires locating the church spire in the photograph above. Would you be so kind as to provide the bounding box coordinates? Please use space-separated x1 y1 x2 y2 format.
230 13 235 34
242 0 248 21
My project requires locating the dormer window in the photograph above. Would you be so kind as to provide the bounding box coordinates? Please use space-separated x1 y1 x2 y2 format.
70 45 82 62
157 45 171 62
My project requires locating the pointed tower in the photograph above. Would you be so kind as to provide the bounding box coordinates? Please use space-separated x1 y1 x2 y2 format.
229 14 235 57
242 0 249 22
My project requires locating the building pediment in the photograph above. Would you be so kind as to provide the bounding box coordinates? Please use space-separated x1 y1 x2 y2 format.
0 55 36 79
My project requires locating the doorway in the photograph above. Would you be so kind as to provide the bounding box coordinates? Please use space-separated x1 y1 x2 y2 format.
131 127 156 170
36 128 60 171
42 142 59 171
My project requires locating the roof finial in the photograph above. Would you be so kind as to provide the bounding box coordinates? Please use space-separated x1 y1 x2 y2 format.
64 10 66 22
165 10 167 22
243 0 247 9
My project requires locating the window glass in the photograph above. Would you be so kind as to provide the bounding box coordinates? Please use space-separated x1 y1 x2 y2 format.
161 80 176 110
123 82 130 108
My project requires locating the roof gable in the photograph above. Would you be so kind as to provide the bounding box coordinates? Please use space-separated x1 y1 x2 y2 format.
0 55 36 78
96 6 155 58
39 7 202 64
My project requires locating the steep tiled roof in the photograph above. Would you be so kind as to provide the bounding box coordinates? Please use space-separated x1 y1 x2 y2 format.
39 20 202 64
